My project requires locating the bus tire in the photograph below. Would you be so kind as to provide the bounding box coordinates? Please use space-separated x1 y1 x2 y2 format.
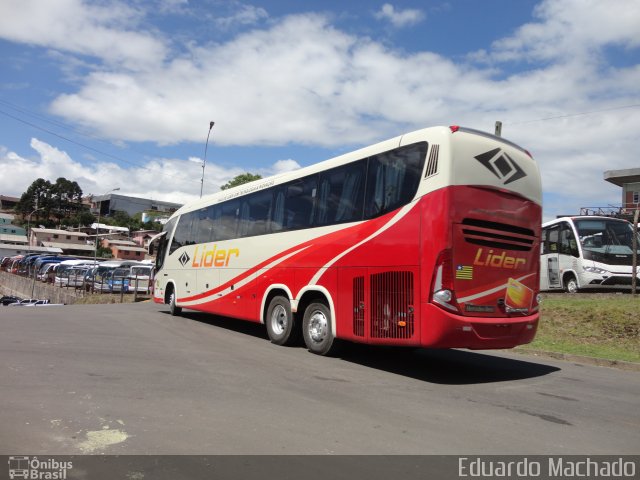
564 274 579 294
266 296 298 346
302 302 340 356
169 290 182 316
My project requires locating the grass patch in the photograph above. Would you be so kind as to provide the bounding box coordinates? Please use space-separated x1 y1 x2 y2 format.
519 293 640 363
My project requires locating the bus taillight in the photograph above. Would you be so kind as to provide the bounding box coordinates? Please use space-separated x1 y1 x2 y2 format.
431 249 459 312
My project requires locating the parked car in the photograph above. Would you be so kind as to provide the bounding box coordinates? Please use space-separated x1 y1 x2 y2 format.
8 299 62 307
8 299 46 306
1 295 22 306
23 300 63 306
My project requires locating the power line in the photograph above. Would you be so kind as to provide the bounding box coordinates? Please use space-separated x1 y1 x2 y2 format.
0 105 201 186
0 97 177 165
507 103 640 125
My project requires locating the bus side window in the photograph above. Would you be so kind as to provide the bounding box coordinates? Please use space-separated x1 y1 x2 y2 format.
364 143 427 219
316 160 366 226
171 212 196 252
252 190 274 236
284 176 317 230
239 190 273 237
559 222 579 257
541 227 549 254
215 199 240 241
547 226 559 253
165 218 179 255
272 190 285 232
196 206 215 244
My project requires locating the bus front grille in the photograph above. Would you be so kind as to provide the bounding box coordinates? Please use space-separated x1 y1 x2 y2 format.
461 218 535 252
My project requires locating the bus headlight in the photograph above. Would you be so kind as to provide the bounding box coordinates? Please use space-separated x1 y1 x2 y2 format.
433 289 457 311
430 249 460 312
583 266 608 274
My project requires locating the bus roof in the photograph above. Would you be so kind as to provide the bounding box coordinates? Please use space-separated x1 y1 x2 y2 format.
543 216 631 227
171 124 539 218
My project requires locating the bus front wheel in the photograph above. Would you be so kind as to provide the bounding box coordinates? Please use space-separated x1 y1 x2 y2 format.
302 302 340 356
266 296 299 346
564 274 579 294
169 290 182 316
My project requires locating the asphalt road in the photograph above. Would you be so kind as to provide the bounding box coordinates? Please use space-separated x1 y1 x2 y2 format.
1 301 639 455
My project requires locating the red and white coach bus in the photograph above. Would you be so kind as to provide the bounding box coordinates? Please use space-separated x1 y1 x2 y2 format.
151 126 542 355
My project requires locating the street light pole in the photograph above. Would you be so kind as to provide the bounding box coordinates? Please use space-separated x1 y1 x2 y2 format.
200 121 215 198
93 188 120 266
26 207 42 255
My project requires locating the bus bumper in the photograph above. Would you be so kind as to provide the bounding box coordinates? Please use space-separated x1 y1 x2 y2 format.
421 303 539 350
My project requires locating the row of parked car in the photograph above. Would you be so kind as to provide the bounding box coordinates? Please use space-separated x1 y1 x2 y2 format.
0 296 60 306
1 254 155 294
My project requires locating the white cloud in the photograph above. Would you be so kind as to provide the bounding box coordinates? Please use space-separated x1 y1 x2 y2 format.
0 0 166 69
488 0 640 63
0 0 638 221
269 159 301 175
215 4 269 29
374 3 425 28
157 0 189 14
0 138 290 203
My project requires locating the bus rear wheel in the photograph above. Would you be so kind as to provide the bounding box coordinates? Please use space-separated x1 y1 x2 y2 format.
302 302 340 356
266 296 299 346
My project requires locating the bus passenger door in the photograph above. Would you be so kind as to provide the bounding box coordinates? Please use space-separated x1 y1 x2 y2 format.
547 257 560 288
542 224 561 289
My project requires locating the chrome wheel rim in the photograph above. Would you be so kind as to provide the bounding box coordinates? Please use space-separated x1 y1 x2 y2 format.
270 304 287 335
308 309 328 343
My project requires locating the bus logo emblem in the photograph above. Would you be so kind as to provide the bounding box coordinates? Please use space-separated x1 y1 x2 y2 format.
475 148 526 185
178 251 191 267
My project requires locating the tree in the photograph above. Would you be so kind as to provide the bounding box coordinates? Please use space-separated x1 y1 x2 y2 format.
104 210 146 232
16 177 84 226
61 209 95 229
220 173 262 191
15 178 54 225
51 177 83 223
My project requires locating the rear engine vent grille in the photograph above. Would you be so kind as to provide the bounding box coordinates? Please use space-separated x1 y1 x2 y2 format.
424 144 439 178
462 218 535 251
370 271 414 339
353 276 365 337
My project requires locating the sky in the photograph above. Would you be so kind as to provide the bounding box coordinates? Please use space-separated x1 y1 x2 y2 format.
0 0 639 222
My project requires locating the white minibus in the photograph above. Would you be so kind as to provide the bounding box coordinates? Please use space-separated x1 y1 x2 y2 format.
540 216 640 292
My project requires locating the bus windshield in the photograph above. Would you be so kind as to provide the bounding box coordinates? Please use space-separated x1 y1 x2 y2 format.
575 219 640 257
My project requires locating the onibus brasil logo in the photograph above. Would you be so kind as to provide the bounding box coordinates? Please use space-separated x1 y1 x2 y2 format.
8 456 73 480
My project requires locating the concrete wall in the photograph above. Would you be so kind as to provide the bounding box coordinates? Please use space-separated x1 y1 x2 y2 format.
0 271 83 304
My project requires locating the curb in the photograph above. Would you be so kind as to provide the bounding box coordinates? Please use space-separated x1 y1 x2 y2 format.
511 347 640 372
